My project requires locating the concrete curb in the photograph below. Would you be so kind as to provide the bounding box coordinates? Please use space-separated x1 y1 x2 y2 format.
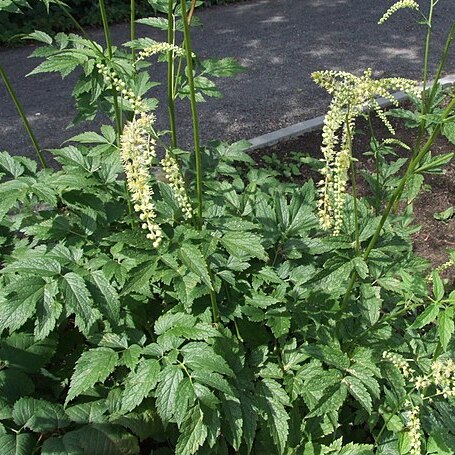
247 74 455 151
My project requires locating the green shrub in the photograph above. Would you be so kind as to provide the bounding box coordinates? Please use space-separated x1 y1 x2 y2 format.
0 0 244 45
0 0 455 454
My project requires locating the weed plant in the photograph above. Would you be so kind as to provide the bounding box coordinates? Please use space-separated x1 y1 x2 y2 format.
0 0 455 454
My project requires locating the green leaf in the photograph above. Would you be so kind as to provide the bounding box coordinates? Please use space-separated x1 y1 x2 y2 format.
359 284 382 326
353 257 369 280
28 52 87 78
0 370 34 404
427 432 452 455
12 397 70 432
201 58 245 77
434 207 454 222
154 312 196 335
257 381 289 454
344 376 372 414
339 442 374 455
0 333 57 373
65 400 108 424
179 244 213 291
191 370 234 396
136 17 169 30
308 383 348 418
438 307 454 351
41 432 84 455
239 392 257 453
181 342 234 376
22 30 53 45
432 271 445 301
175 406 208 455
3 257 61 277
410 303 440 329
174 378 197 427
66 131 110 144
91 270 120 325
35 282 62 340
403 173 424 203
60 272 99 335
121 359 160 414
0 433 37 455
122 260 157 296
221 231 268 261
221 397 243 451
155 365 184 423
66 348 118 404
267 315 291 338
0 151 24 178
0 278 45 333
76 424 139 455
442 120 455 145
303 345 350 370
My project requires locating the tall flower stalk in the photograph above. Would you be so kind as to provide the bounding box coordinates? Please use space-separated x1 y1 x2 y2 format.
181 0 203 228
130 0 136 61
99 0 123 141
0 65 47 169
180 0 219 323
168 0 178 148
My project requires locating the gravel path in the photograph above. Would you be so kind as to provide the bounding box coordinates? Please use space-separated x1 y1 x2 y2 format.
1 0 455 160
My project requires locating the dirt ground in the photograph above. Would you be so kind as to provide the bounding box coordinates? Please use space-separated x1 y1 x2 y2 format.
251 109 455 269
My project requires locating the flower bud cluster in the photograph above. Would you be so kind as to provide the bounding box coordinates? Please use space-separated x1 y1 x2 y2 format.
426 259 455 282
378 0 420 25
136 42 186 63
120 113 163 247
384 353 455 454
161 152 193 219
312 69 419 234
406 405 422 455
382 351 414 377
96 62 146 114
428 359 455 398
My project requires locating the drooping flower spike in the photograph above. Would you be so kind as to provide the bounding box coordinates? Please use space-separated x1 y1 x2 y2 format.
161 152 193 220
96 62 146 114
120 113 163 248
312 69 420 234
378 0 420 25
135 42 186 63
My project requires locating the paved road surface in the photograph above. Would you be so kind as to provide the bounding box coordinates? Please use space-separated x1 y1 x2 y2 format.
1 0 455 161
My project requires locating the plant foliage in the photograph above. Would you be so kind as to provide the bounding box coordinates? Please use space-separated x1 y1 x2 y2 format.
0 0 454 454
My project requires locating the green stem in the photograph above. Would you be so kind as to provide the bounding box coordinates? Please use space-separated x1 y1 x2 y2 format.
346 118 360 254
130 0 136 61
368 113 382 212
181 0 219 323
351 161 360 255
168 0 178 148
428 20 455 108
340 95 455 312
374 390 414 450
173 56 184 96
99 0 123 141
414 2 436 157
421 1 435 113
181 0 203 227
0 64 47 169
54 0 101 51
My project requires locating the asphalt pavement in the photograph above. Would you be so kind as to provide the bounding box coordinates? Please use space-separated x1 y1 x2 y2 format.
1 0 455 160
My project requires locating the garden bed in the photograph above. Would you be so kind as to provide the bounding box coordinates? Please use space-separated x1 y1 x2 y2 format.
251 110 455 270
